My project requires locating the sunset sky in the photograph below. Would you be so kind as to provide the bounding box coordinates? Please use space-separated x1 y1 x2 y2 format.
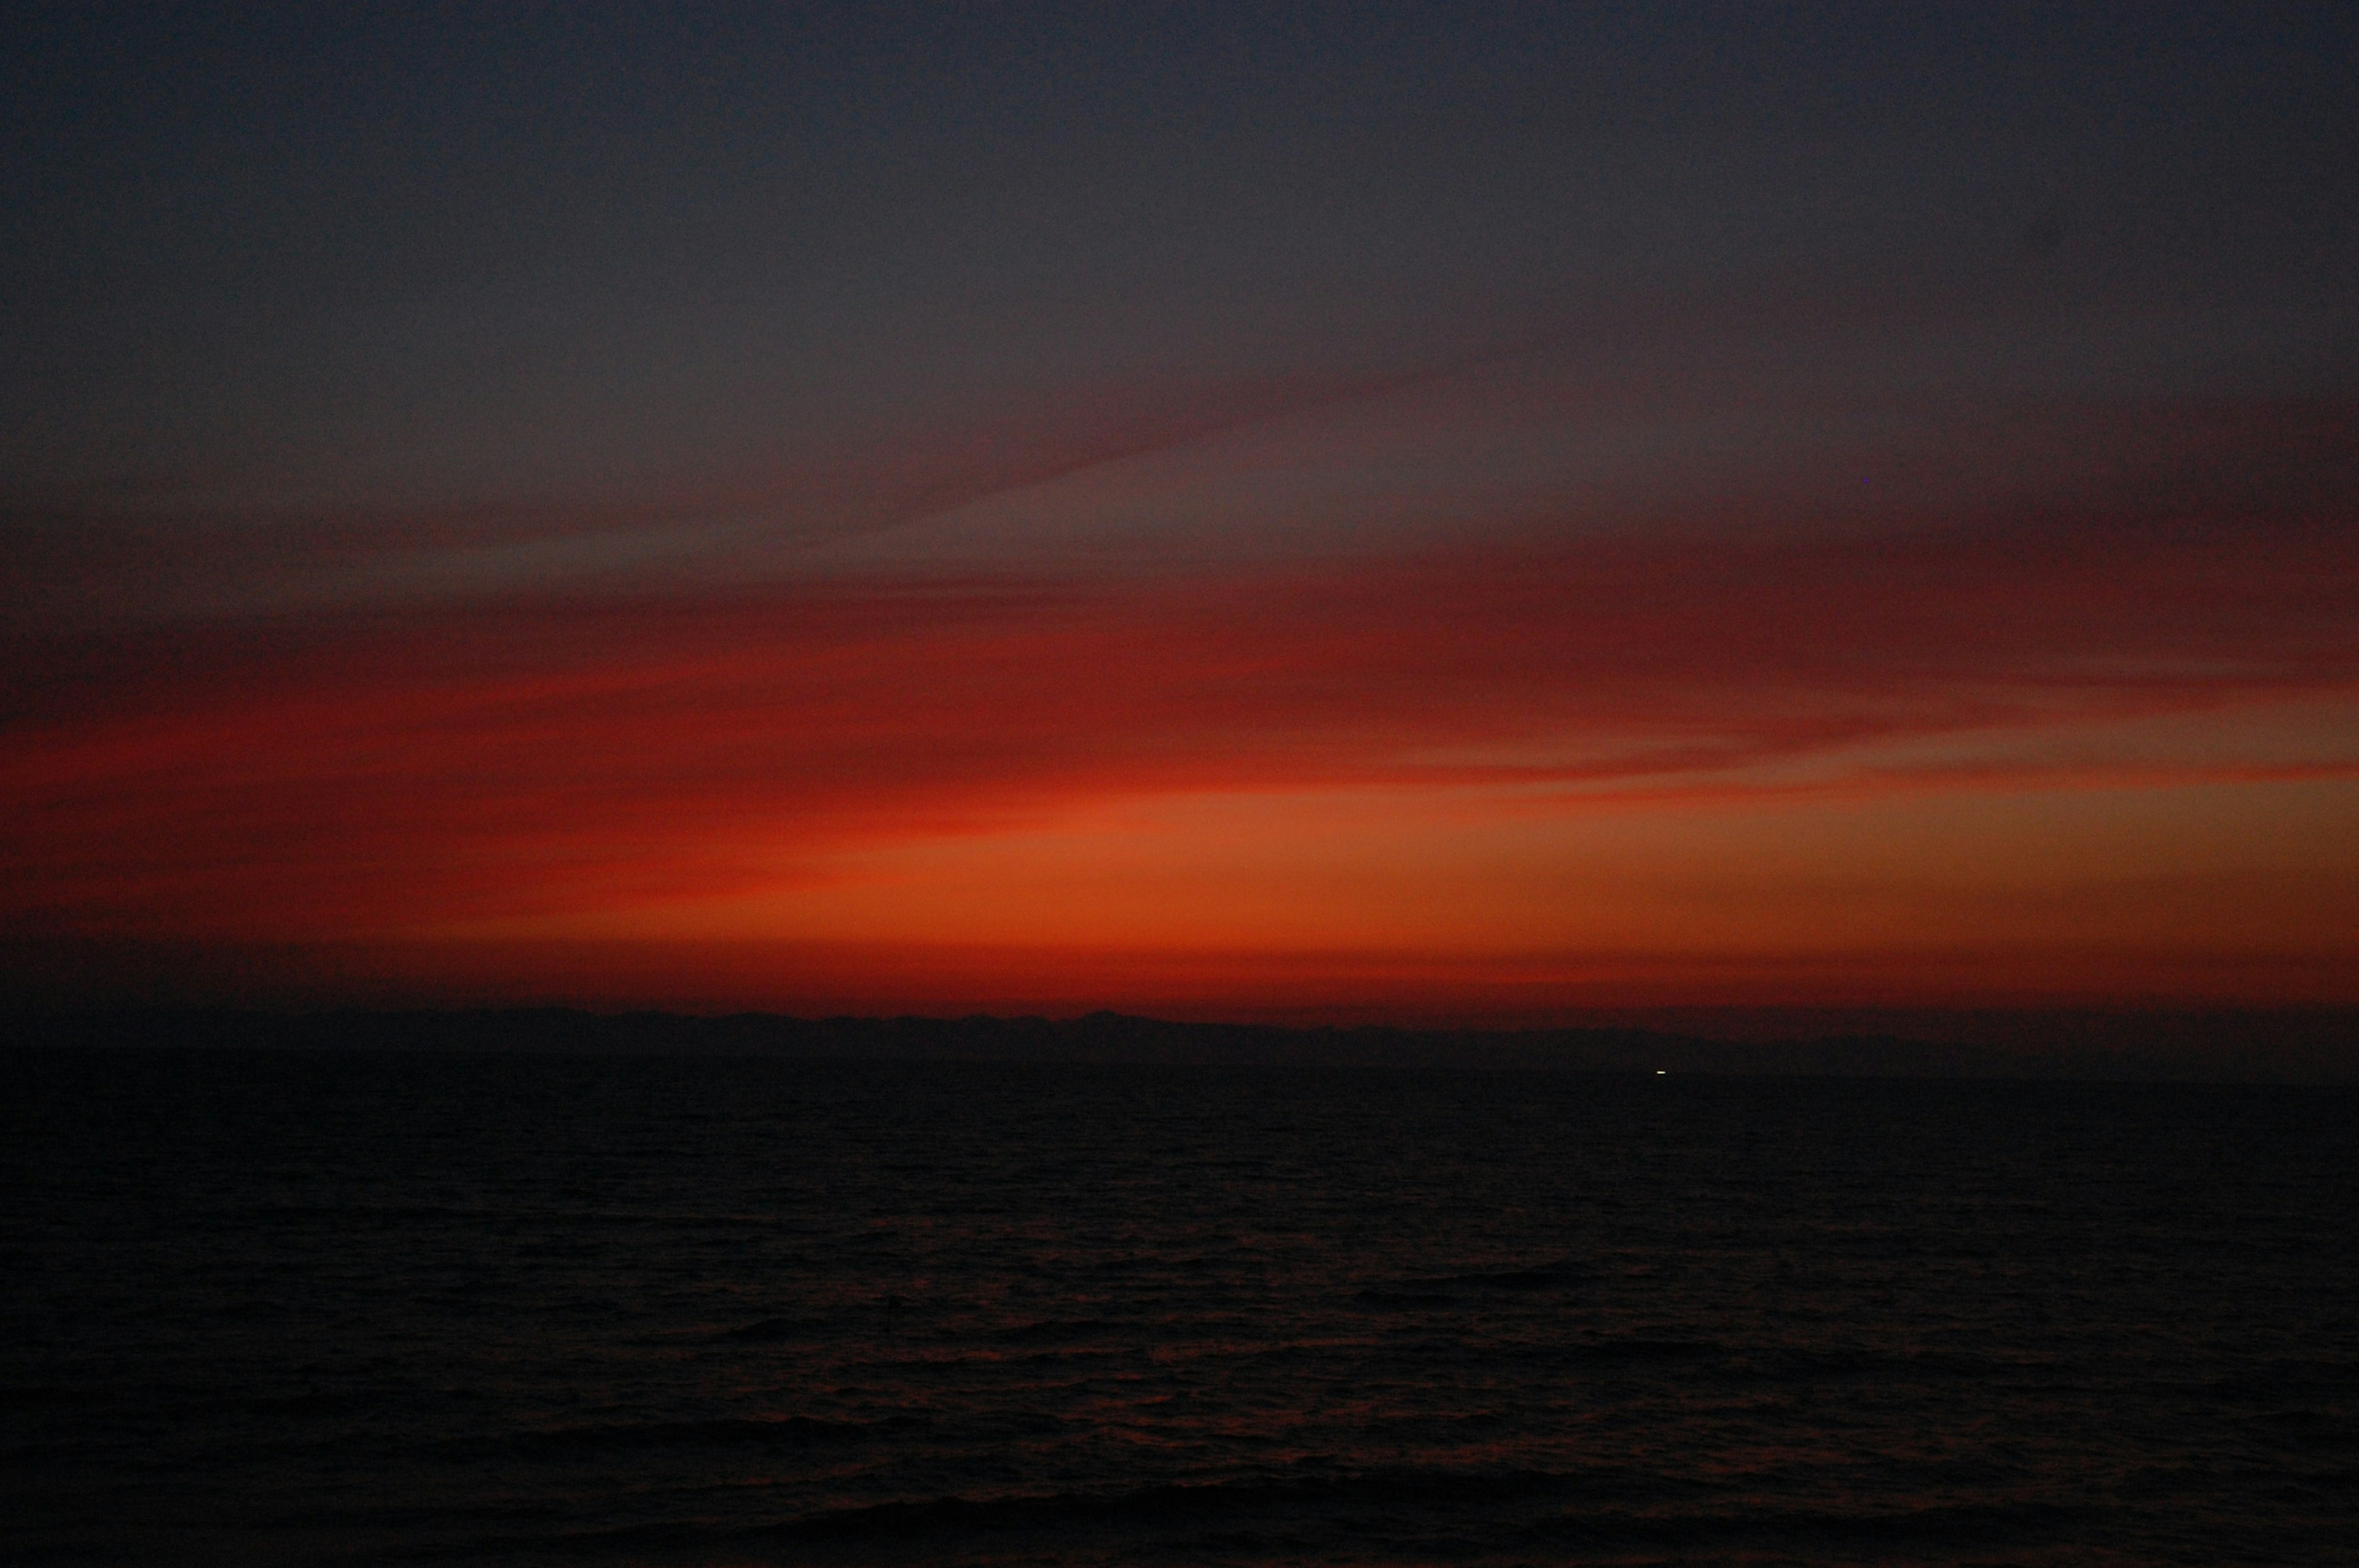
5 4 2355 1021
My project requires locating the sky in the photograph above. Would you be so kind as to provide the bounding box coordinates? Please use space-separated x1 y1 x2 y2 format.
4 2 2355 1022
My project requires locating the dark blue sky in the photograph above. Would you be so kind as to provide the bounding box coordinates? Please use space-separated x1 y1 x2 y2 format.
6 3 2350 517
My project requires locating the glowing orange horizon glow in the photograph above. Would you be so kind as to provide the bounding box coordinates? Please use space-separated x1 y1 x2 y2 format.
8 10 2358 1036
7 506 2355 1015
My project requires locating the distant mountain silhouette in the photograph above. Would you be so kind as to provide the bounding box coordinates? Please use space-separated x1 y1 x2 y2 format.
5 1007 2353 1082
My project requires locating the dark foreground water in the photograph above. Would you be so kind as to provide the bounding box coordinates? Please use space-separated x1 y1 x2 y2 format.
4 1050 2355 1566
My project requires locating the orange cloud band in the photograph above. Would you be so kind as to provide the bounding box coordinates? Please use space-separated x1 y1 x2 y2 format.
6 510 2353 954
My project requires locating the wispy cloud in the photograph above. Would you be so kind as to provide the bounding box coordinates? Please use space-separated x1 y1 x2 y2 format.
7 497 2352 944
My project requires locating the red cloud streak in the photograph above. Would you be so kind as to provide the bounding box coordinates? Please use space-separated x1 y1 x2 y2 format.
6 507 2353 963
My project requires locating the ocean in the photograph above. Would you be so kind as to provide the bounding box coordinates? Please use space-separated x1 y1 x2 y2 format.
5 1047 2355 1565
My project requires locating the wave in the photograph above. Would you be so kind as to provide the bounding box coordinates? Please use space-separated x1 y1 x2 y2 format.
718 1314 828 1341
569 1467 2081 1558
1355 1265 1582 1305
716 1466 1583 1542
1519 1498 2084 1551
456 1413 903 1458
994 1317 1124 1344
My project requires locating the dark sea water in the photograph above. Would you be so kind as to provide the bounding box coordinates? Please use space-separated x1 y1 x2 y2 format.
5 1048 2356 1566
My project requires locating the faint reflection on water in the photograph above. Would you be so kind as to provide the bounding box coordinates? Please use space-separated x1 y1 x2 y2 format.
3 1050 2355 1564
